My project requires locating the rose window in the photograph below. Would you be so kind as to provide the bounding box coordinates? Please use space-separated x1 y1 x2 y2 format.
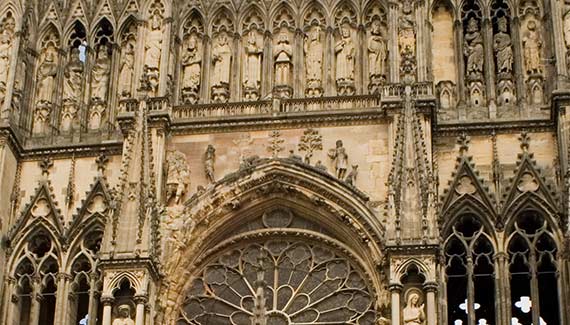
177 240 377 325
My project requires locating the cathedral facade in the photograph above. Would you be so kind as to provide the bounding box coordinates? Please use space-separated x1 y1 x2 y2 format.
0 0 568 324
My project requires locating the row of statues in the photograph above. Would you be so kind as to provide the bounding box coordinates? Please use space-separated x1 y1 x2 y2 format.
181 22 386 102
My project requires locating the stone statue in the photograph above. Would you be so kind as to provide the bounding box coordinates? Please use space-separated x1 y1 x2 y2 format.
119 43 135 98
63 48 84 100
304 26 323 88
345 164 358 186
204 144 215 184
182 34 202 92
493 17 513 74
112 304 134 325
0 25 13 87
212 32 232 87
523 20 542 75
145 12 163 70
335 24 356 84
368 20 387 80
243 31 262 90
274 33 292 86
36 45 58 103
464 18 484 79
565 12 570 50
91 47 111 101
403 293 425 325
166 150 191 205
328 140 348 179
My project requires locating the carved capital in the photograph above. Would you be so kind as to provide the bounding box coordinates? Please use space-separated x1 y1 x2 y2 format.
101 295 115 306
388 282 403 293
134 294 148 305
423 281 438 293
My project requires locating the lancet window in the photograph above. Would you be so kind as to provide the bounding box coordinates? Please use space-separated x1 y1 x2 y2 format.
444 214 495 325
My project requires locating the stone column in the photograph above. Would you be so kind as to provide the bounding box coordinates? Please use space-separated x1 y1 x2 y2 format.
423 282 438 325
388 1 400 83
134 295 147 325
3 277 16 325
101 296 114 325
87 275 100 325
54 272 71 325
482 17 497 117
29 279 42 325
389 283 402 325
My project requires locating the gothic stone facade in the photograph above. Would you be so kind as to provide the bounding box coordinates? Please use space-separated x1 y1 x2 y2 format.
0 0 569 324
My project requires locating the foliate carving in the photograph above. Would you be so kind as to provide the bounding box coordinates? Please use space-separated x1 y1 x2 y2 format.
181 34 202 104
273 31 293 98
113 304 135 325
267 130 285 158
166 150 191 205
304 25 324 97
298 128 322 164
211 32 232 103
335 23 356 95
0 12 15 95
399 0 417 83
204 145 216 184
145 2 164 96
328 140 349 179
243 31 263 101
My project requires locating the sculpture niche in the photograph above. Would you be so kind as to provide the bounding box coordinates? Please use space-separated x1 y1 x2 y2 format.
273 32 293 98
211 32 232 103
61 48 84 132
181 34 202 104
304 25 323 97
335 23 356 95
243 31 263 101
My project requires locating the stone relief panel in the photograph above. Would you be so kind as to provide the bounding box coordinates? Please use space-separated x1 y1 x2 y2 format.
399 0 417 83
210 9 234 103
462 2 485 114
520 1 544 107
180 11 204 104
365 3 388 94
145 0 165 96
303 5 325 97
168 124 390 202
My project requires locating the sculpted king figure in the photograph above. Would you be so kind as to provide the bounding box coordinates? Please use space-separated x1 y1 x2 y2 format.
0 25 12 87
304 26 323 88
335 24 356 83
523 20 542 75
211 32 232 87
145 12 163 70
91 47 111 101
243 31 262 89
119 43 135 98
274 32 293 86
368 20 387 80
493 17 513 74
464 18 484 78
182 34 202 92
63 48 84 100
36 45 58 103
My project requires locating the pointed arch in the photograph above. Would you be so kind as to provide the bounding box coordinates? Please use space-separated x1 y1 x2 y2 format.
180 8 205 38
209 5 236 35
332 0 360 26
430 0 457 21
269 1 297 31
63 0 89 32
92 0 117 29
63 19 87 49
301 0 329 28
239 3 266 34
117 14 138 43
37 21 61 49
90 16 115 49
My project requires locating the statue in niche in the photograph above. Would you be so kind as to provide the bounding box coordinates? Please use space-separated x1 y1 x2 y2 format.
145 12 163 70
166 150 191 205
274 32 293 87
399 0 415 30
113 305 135 325
304 25 323 91
493 17 513 75
403 292 425 325
181 34 202 101
464 18 484 79
204 144 216 184
36 45 58 103
368 20 387 82
119 42 135 98
243 31 262 90
211 32 232 87
328 140 348 179
523 20 542 75
0 24 13 87
63 47 84 101
335 23 356 86
91 47 111 101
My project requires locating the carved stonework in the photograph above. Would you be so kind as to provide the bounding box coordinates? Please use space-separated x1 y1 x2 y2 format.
328 140 349 179
335 23 356 95
0 12 14 96
399 0 416 84
145 3 164 96
113 304 135 325
273 31 293 98
368 19 387 94
204 145 215 184
181 34 202 104
211 32 232 103
304 25 323 97
243 30 262 101
166 150 191 205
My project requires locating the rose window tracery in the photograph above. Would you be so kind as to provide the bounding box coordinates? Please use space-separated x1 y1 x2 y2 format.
177 239 377 325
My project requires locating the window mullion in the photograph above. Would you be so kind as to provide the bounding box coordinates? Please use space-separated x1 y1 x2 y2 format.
466 256 476 325
529 250 541 325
